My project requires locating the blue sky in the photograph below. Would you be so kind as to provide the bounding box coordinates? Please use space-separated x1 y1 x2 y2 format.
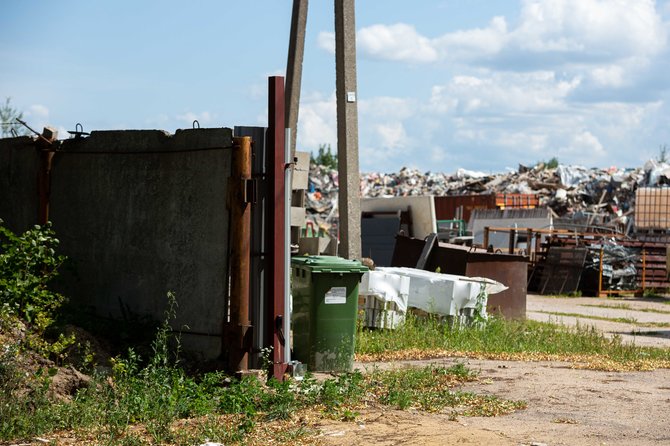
2 0 670 173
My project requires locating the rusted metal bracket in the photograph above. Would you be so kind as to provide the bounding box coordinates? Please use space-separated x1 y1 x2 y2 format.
243 178 257 204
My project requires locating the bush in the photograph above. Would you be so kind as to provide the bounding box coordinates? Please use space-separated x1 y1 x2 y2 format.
0 220 65 333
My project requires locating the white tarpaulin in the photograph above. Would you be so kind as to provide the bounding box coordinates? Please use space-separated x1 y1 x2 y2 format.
374 267 507 319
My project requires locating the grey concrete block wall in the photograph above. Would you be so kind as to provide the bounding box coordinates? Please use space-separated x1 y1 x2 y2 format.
1 129 235 359
0 136 39 232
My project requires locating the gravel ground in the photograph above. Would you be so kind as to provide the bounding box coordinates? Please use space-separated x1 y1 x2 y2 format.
317 294 670 445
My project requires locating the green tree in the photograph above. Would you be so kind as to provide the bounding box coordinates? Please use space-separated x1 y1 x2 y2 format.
310 143 338 169
0 98 28 138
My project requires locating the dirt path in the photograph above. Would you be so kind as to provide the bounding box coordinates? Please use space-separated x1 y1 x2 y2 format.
317 295 670 445
317 357 670 445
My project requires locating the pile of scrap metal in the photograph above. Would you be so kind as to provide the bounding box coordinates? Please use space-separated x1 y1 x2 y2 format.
306 160 670 236
530 233 669 296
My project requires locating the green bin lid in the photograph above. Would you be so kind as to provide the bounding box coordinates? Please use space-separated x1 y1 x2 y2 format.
291 255 369 273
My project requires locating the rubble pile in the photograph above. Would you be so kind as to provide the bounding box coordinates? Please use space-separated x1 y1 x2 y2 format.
306 160 670 234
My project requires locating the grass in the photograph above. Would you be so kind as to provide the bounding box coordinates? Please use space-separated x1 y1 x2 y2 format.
1 303 526 445
537 310 670 328
355 313 670 370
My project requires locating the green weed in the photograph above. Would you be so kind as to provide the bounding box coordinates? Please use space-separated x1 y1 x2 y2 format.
356 313 670 364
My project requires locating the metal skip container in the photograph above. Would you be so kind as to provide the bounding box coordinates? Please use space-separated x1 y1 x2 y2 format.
291 256 368 372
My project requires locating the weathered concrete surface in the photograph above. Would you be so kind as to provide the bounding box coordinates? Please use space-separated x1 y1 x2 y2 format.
1 129 235 359
335 0 362 259
0 136 39 232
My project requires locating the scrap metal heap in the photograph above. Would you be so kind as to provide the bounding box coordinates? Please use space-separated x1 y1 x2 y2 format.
306 160 670 235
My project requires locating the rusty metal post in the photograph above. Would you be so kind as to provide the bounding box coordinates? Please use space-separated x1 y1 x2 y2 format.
642 249 647 294
268 76 288 380
598 247 604 298
36 127 58 225
229 136 252 372
508 229 516 254
483 226 490 250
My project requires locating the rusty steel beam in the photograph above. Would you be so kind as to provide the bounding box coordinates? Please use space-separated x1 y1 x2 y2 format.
229 136 253 372
267 76 287 380
36 127 58 225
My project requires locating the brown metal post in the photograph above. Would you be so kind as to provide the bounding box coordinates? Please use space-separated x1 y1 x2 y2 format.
36 127 58 225
268 76 287 380
229 136 252 372
508 229 516 255
642 249 647 294
598 247 604 298
483 226 490 250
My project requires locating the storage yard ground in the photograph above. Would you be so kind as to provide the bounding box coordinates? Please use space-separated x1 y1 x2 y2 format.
316 294 670 446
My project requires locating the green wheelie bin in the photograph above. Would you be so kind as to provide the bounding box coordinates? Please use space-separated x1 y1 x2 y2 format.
291 256 368 372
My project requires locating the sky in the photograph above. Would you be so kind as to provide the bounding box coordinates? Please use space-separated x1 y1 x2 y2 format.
2 0 670 174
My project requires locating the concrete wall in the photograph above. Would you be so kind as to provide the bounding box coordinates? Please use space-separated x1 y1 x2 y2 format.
0 129 234 359
0 136 39 230
361 196 437 239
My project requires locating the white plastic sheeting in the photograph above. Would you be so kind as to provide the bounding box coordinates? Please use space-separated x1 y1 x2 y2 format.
359 267 508 327
359 270 410 329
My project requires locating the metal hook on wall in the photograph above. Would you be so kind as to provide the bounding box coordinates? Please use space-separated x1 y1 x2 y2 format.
193 120 200 129
67 123 90 139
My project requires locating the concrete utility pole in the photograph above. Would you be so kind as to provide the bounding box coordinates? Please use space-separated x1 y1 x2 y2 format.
285 0 309 157
335 0 361 259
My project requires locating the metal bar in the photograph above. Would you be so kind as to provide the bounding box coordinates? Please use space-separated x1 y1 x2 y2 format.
234 126 267 370
415 233 437 270
598 247 604 298
508 229 516 255
36 128 58 225
229 136 252 372
642 249 647 293
268 76 287 380
283 128 292 365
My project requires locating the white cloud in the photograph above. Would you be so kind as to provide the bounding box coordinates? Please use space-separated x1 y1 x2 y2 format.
429 71 580 115
317 31 336 54
357 23 439 63
373 121 407 152
589 65 625 87
349 0 666 66
566 130 604 156
433 16 508 59
296 92 337 151
513 0 666 57
26 104 49 120
175 111 214 127
358 96 415 120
